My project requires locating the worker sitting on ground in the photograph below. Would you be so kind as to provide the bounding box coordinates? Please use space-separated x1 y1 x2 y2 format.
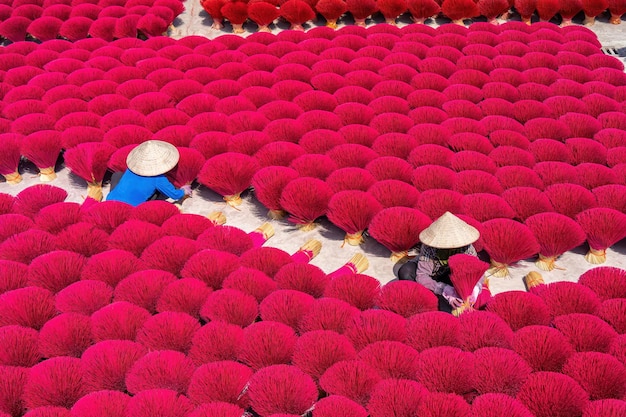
106 140 191 207
397 211 486 313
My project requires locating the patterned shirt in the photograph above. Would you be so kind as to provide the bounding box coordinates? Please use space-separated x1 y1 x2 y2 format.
409 244 478 295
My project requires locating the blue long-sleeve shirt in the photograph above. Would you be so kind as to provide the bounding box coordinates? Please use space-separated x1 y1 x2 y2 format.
106 169 184 207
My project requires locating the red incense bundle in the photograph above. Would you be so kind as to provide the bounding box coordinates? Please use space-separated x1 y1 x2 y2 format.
248 0 280 31
315 0 348 27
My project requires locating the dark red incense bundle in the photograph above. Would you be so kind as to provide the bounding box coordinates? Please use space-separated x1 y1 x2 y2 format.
582 399 626 416
525 212 587 271
64 142 116 201
198 152 260 207
21 130 62 182
448 253 490 315
536 0 561 20
406 0 440 23
608 0 626 23
368 206 431 261
378 0 408 24
576 208 626 264
315 0 348 27
346 0 378 25
0 133 23 185
248 0 280 31
481 218 540 278
280 0 316 30
560 0 584 25
478 0 509 22
441 0 480 23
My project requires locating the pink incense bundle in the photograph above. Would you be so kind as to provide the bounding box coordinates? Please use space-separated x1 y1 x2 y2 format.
0 259 27 295
124 389 194 417
0 213 33 244
188 320 244 364
357 340 420 380
531 280 601 318
196 225 255 256
292 330 357 380
416 392 471 417
0 229 56 265
63 142 116 202
367 180 420 209
222 266 277 303
279 177 333 231
38 312 93 358
21 130 62 182
576 208 626 264
198 152 260 207
524 212 587 271
578 266 626 301
135 311 201 354
200 288 258 327
512 325 574 372
55 279 113 316
238 321 297 370
70 391 131 417
23 356 88 409
411 165 456 191
458 310 514 351
141 236 199 277
274 262 328 297
280 0 316 30
461 193 515 222
240 247 293 278
416 189 464 220
415 346 475 395
319 360 382 406
554 313 619 354
448 253 490 315
186 361 252 407
367 379 426 417
470 393 534 417
125 350 195 395
486 291 551 331
368 206 431 261
0 324 41 367
0 133 23 185
326 191 382 245
473 346 533 397
0 286 56 330
180 249 240 290
562 351 626 400
54 222 109 257
608 0 626 23
89 302 151 343
315 0 348 28
248 365 318 416
114 270 177 315
343 309 406 350
312 395 368 417
298 297 360 334
501 186 553 221
324 272 380 311
406 0 441 22
260 289 315 331
27 250 86 294
481 218 540 278
376 279 438 317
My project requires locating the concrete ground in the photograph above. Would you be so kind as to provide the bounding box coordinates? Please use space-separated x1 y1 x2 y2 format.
3 5 626 296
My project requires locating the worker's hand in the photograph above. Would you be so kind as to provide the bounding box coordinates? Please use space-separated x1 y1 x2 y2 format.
442 285 463 308
181 185 193 196
468 282 482 306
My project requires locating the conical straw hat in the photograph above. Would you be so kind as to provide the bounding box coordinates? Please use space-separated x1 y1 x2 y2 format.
419 212 480 249
126 140 180 176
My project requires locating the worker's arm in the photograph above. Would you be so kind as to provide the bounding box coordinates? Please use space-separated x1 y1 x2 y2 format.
154 175 185 200
414 254 447 295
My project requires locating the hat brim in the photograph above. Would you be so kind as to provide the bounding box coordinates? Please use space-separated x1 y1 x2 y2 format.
418 212 480 249
126 140 180 176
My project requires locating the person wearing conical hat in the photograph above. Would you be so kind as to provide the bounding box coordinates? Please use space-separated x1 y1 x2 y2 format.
106 140 192 207
397 212 486 313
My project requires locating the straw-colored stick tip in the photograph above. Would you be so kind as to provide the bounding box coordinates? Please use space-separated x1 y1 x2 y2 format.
39 167 56 182
207 211 227 226
488 260 510 278
524 271 545 290
223 194 242 207
254 222 275 240
585 248 607 264
347 253 369 274
86 182 103 202
535 254 558 271
3 171 22 185
297 222 316 232
299 239 322 259
268 209 285 220
345 231 364 246
390 251 409 263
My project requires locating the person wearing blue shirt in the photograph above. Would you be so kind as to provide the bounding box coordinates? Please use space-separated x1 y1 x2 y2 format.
106 140 192 207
